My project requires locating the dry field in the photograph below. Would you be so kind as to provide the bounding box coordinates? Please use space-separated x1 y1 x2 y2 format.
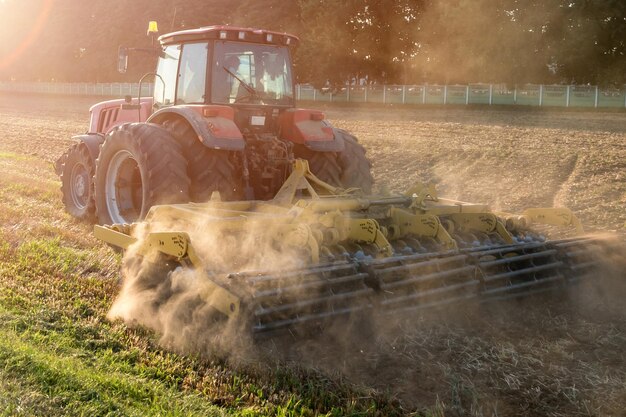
0 92 625 416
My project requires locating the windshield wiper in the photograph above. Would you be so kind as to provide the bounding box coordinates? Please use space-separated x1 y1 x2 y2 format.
223 66 261 101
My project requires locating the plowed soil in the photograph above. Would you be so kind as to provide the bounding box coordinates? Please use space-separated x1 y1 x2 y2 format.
1 92 625 416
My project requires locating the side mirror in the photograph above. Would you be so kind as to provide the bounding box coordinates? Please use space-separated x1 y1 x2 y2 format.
117 46 128 74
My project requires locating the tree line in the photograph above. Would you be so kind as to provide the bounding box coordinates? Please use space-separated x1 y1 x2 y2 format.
0 0 624 87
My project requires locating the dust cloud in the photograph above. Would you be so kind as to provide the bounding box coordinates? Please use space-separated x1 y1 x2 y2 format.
106 207 313 359
105 200 626 411
104 200 473 374
568 233 626 315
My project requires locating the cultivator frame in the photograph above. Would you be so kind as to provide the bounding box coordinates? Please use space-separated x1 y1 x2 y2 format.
95 160 607 334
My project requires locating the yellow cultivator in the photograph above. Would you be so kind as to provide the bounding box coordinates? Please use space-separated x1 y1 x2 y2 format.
95 160 613 335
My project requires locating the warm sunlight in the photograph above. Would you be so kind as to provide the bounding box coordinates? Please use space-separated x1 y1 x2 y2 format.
0 2 624 416
0 0 53 70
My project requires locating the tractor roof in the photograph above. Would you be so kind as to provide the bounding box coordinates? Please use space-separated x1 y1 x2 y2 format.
159 25 299 47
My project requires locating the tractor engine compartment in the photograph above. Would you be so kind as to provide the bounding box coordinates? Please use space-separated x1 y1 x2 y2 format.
239 131 293 200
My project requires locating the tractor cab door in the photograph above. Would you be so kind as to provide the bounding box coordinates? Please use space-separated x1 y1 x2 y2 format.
154 42 210 108
176 42 209 104
153 44 181 109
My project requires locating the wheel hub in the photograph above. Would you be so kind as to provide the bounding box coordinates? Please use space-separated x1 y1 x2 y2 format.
70 163 89 209
105 150 143 224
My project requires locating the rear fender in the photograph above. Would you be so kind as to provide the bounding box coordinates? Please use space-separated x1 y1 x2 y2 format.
148 105 245 151
89 98 153 134
75 134 105 162
279 109 344 152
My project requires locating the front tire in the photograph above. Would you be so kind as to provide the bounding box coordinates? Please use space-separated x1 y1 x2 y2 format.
94 123 190 225
59 143 96 220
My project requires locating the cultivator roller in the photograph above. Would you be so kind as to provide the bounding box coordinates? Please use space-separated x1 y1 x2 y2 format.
95 160 618 335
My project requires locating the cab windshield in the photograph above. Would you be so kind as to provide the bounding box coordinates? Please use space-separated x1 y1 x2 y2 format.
211 41 294 106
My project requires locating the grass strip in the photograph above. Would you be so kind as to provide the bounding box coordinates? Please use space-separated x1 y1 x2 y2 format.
0 323 227 417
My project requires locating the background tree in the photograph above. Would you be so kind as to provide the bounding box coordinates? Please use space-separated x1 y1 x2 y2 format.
0 0 623 86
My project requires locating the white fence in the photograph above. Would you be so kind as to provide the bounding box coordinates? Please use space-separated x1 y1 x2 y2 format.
296 84 626 108
1 81 625 109
0 82 154 97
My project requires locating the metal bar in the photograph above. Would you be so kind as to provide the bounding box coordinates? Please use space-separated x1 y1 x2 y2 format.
383 292 478 313
381 280 480 306
253 287 373 317
239 261 355 281
467 242 547 257
254 303 370 332
552 237 599 248
482 261 564 283
482 277 564 301
478 250 558 268
374 254 467 273
561 248 595 258
93 225 136 249
378 265 476 290
252 273 369 299
364 250 461 267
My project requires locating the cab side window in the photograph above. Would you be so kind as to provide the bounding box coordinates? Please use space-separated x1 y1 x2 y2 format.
176 43 208 104
154 44 181 108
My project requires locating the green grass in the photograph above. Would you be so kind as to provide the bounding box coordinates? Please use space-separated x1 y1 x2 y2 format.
0 318 224 417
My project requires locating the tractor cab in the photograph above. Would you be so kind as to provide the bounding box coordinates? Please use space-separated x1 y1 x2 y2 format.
151 26 298 132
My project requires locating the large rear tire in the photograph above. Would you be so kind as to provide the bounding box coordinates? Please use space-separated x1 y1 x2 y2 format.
162 118 243 202
94 123 190 225
59 143 96 221
295 130 373 193
337 131 373 193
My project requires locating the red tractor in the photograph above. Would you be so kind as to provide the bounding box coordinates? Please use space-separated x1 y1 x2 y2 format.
56 25 373 225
